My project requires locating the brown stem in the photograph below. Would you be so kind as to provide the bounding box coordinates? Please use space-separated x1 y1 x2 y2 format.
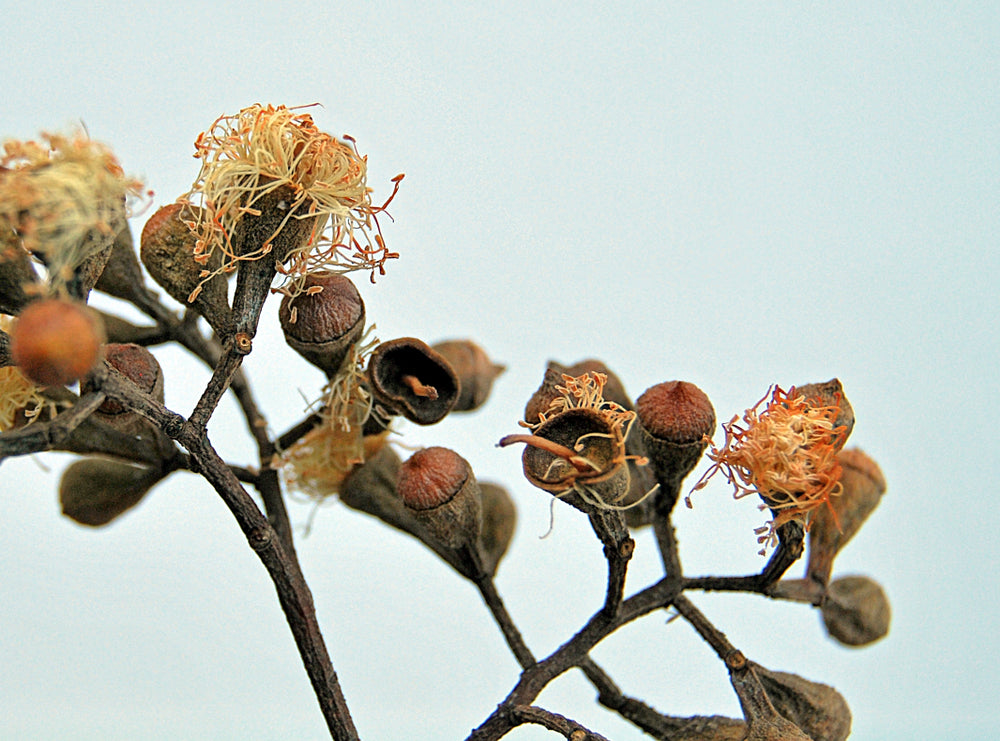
95 366 359 740
472 568 536 670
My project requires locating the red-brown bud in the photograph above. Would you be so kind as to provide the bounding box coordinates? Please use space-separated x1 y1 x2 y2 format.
635 381 715 507
398 446 482 548
81 343 164 415
10 298 105 386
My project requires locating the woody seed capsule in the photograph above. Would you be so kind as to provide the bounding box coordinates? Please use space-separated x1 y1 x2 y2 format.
398 446 482 548
81 343 164 415
431 339 505 412
367 338 459 425
821 575 891 647
140 203 234 337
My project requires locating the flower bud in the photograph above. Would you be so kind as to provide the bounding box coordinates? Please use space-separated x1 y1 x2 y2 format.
636 381 715 493
80 343 164 415
279 273 365 376
140 203 233 336
59 457 163 526
367 337 459 425
431 339 505 412
807 448 886 586
477 482 517 575
10 298 104 386
821 575 890 647
398 446 482 548
753 663 852 741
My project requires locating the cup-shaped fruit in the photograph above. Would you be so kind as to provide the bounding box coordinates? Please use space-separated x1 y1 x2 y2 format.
791 378 854 442
367 338 459 425
820 575 891 647
59 457 164 526
636 381 715 492
140 203 233 336
10 298 105 386
517 407 630 511
752 662 852 741
80 343 164 415
279 273 365 376
398 446 482 549
477 482 517 575
431 339 505 412
807 448 887 586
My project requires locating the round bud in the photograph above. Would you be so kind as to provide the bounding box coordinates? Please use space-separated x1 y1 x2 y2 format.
635 381 715 498
821 575 891 647
81 343 164 415
10 298 104 386
279 273 365 375
398 446 482 548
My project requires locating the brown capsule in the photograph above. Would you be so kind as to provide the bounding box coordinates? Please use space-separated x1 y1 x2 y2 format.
59 457 164 526
635 380 715 497
729 663 813 741
0 231 41 315
367 337 459 425
398 446 482 548
140 203 233 336
790 378 855 442
431 340 505 412
752 662 852 741
821 575 891 647
10 298 105 386
0 328 11 368
81 343 164 415
477 482 517 575
524 359 630 425
807 448 887 586
94 223 149 302
514 406 630 512
279 273 365 376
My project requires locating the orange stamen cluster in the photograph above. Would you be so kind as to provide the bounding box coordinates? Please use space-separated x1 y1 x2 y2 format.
689 386 847 553
180 104 403 297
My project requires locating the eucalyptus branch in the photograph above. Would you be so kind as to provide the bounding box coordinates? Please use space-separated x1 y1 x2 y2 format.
0 390 106 459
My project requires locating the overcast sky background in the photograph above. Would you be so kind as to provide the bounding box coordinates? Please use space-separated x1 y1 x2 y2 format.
2 3 997 740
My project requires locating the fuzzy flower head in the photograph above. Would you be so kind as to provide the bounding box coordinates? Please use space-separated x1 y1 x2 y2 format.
689 385 848 553
273 329 382 501
180 104 403 297
0 131 147 290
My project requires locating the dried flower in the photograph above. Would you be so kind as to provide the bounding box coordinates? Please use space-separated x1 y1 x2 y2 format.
273 331 382 500
179 104 402 297
0 131 147 291
500 371 651 511
689 385 848 553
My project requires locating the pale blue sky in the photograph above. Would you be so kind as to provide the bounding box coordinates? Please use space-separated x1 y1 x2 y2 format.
2 2 997 739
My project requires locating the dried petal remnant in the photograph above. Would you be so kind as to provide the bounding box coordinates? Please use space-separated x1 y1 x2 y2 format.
690 385 848 551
